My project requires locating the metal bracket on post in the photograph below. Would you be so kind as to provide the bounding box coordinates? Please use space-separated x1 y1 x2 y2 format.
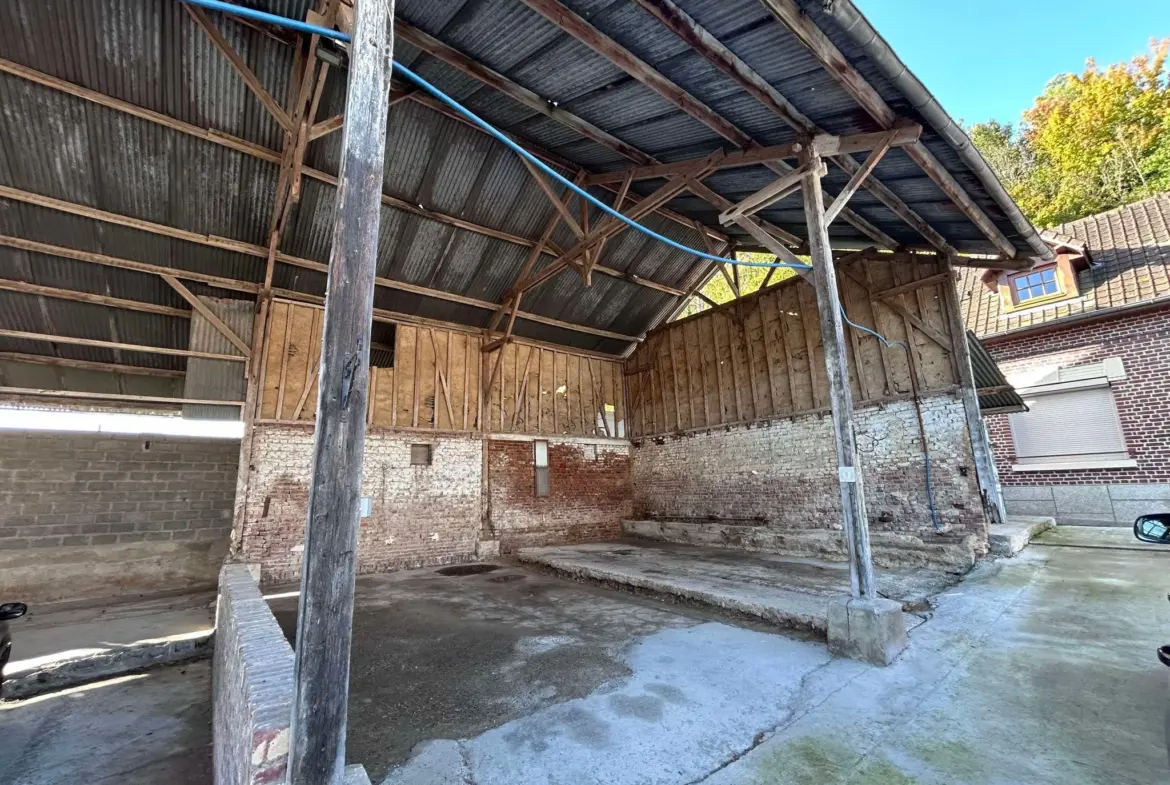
799 144 877 600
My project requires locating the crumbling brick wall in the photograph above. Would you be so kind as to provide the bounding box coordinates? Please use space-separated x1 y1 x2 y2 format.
0 430 238 549
240 424 482 585
486 437 632 552
630 392 985 539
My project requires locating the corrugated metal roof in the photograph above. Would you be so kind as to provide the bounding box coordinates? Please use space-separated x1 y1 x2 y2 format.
0 0 1045 400
967 331 1025 414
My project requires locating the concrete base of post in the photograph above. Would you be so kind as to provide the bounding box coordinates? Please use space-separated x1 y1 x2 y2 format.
826 596 908 666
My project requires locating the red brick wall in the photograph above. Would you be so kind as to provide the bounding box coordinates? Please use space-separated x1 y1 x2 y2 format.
984 306 1170 486
486 438 632 552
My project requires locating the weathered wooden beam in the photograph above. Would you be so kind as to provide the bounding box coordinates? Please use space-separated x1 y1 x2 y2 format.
824 131 896 225
0 387 240 407
307 113 344 141
395 19 655 166
161 274 251 357
942 259 1008 524
519 158 584 240
0 56 722 292
0 188 638 343
871 272 952 301
585 142 804 185
0 351 186 378
0 328 246 362
718 160 820 226
184 4 293 130
630 0 950 254
837 264 952 351
0 277 191 319
288 1 392 783
758 0 1017 258
800 147 876 599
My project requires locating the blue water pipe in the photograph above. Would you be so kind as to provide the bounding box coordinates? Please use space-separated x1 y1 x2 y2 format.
177 0 942 529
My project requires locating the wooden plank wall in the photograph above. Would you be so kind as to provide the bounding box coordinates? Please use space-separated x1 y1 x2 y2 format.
625 256 961 439
258 300 624 437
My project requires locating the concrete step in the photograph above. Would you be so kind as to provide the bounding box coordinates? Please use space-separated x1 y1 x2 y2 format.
987 516 1055 557
623 519 977 573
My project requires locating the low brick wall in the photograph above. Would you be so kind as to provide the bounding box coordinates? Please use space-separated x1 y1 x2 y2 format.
213 564 294 785
630 393 986 545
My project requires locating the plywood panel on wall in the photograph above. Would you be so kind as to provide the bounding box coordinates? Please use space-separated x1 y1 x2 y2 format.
625 256 963 439
260 300 625 437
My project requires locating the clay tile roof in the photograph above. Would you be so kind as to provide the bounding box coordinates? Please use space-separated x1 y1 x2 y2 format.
958 193 1170 338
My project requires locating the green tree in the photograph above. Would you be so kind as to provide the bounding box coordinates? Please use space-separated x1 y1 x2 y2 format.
675 251 798 319
971 39 1170 227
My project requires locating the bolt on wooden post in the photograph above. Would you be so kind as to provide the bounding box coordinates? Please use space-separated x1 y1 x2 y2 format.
799 145 877 599
288 1 395 784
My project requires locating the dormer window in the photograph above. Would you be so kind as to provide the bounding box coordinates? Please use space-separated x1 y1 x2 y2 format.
1010 266 1061 304
994 254 1082 313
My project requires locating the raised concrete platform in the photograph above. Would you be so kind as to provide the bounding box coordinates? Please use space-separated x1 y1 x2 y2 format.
1032 525 1170 552
518 540 957 633
988 516 1056 556
622 519 978 573
1 589 215 700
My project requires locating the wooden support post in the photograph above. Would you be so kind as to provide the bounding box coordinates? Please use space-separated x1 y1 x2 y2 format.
288 2 393 784
940 258 1007 526
800 147 876 600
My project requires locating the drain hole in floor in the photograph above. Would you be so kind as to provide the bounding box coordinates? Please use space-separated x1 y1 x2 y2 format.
488 574 525 583
436 564 501 576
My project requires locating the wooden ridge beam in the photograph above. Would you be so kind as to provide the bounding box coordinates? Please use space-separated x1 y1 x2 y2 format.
0 186 639 343
0 328 248 362
0 387 242 407
0 277 191 319
757 0 1017 258
0 351 186 378
0 59 695 299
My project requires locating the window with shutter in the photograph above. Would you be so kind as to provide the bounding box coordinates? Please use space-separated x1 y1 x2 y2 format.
1008 376 1133 470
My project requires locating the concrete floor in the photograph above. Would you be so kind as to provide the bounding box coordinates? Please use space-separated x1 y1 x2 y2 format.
1034 524 1170 552
344 546 1169 785
0 660 212 784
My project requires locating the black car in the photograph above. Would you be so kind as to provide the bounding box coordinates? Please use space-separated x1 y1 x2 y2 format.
0 602 28 685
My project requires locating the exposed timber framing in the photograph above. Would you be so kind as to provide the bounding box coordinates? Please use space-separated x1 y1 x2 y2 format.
630 0 954 254
758 0 1018 258
0 329 246 362
719 160 822 226
0 387 241 407
161 274 252 357
0 352 186 378
799 146 876 599
519 0 900 250
0 277 191 319
824 131 896 225
0 186 639 343
0 59 700 301
184 4 293 130
287 0 393 783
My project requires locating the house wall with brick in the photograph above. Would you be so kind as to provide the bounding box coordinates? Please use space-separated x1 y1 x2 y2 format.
983 306 1170 524
486 436 632 552
0 429 238 601
630 391 986 543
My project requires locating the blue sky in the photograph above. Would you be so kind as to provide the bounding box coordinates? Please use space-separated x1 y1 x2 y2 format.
856 0 1170 126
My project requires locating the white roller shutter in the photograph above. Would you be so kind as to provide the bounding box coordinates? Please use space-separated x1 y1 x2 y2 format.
1010 385 1128 464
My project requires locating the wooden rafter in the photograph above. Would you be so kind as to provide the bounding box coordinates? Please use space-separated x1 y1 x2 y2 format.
630 0 954 254
718 160 821 226
824 131 897 225
0 186 640 343
758 0 1018 258
0 352 186 378
161 274 252 357
0 59 698 302
184 4 293 130
0 278 190 319
0 328 247 362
